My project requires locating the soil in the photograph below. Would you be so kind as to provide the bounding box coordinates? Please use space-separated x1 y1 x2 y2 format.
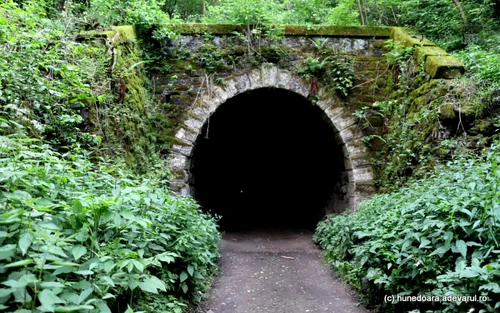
194 229 370 313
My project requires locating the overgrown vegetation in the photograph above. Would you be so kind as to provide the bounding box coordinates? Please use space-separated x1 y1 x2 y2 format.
0 1 221 312
1 0 500 312
0 129 220 312
315 143 500 312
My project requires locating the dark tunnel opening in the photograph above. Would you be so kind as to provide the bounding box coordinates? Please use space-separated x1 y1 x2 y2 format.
189 88 348 231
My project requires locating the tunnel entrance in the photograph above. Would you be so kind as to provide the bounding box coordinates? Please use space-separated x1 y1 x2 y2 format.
189 88 348 230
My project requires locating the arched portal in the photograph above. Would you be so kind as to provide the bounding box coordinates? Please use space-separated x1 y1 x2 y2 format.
169 64 375 228
191 88 345 229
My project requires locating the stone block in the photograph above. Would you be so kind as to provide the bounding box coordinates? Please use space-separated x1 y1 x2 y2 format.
414 46 448 63
175 128 197 144
261 64 279 87
352 167 374 184
248 69 264 89
425 55 465 79
184 117 204 133
391 27 435 47
172 144 193 157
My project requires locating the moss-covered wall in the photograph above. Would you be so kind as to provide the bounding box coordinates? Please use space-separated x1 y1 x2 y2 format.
369 28 498 191
151 26 393 156
77 26 169 172
78 24 475 190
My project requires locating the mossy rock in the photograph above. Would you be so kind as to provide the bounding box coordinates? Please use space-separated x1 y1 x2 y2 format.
424 55 465 79
439 102 456 119
78 26 136 46
390 27 435 47
414 46 448 63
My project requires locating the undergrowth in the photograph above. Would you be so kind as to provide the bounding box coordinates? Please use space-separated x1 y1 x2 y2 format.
315 142 500 313
0 130 220 313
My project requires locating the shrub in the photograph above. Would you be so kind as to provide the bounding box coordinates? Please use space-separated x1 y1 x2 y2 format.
315 143 500 312
0 132 220 312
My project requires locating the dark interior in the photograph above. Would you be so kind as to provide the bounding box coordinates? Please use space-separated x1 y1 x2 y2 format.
189 88 345 230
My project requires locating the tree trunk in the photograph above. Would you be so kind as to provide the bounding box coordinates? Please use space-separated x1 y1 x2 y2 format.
451 0 468 29
357 0 366 25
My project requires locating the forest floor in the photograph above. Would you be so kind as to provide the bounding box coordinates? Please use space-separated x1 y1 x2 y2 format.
194 229 369 313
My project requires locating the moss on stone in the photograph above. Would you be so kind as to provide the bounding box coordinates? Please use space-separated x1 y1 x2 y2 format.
425 55 465 79
391 27 435 47
283 25 391 37
439 103 456 119
167 23 391 37
414 46 449 64
112 26 137 44
166 23 243 35
77 26 136 46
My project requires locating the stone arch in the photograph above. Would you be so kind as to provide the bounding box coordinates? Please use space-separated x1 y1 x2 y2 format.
169 63 375 209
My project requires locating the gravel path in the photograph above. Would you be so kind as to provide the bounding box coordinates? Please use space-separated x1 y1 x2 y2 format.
195 229 369 313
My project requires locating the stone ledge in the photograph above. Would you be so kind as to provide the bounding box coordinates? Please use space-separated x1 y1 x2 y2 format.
166 23 392 37
77 26 136 46
390 27 435 47
425 55 465 79
390 27 464 79
414 46 449 63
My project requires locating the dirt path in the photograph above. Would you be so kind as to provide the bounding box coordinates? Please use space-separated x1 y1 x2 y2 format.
195 229 369 313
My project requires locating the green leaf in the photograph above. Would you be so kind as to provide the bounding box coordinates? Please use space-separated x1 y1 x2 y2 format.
71 246 87 261
74 270 93 276
101 276 115 287
181 283 188 294
40 282 65 288
4 259 33 268
2 280 27 288
96 301 112 313
77 288 93 305
39 289 64 311
187 265 194 276
132 260 144 273
54 305 94 312
0 288 13 297
180 271 188 283
479 282 500 293
460 269 479 278
138 276 166 294
0 244 16 260
455 240 467 258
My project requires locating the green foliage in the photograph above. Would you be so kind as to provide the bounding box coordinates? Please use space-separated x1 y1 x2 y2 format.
455 45 500 87
0 133 220 312
281 0 334 24
364 0 499 50
204 0 280 26
315 144 500 312
82 0 181 40
0 0 106 149
324 0 360 25
297 55 355 97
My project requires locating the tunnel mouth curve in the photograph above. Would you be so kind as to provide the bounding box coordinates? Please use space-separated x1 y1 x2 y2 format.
189 87 349 231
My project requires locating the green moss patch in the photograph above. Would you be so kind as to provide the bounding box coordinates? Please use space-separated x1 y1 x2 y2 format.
425 55 465 79
390 27 435 47
414 46 449 63
167 23 391 37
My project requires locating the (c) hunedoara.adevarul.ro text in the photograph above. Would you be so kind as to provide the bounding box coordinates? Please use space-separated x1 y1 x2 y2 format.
384 294 489 303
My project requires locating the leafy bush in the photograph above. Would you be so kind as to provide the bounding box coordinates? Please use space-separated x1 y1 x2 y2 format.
204 0 282 25
82 0 181 40
455 45 500 87
315 143 500 312
0 0 106 148
0 133 220 312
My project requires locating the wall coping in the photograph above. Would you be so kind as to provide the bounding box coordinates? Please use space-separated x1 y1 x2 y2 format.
166 23 392 37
